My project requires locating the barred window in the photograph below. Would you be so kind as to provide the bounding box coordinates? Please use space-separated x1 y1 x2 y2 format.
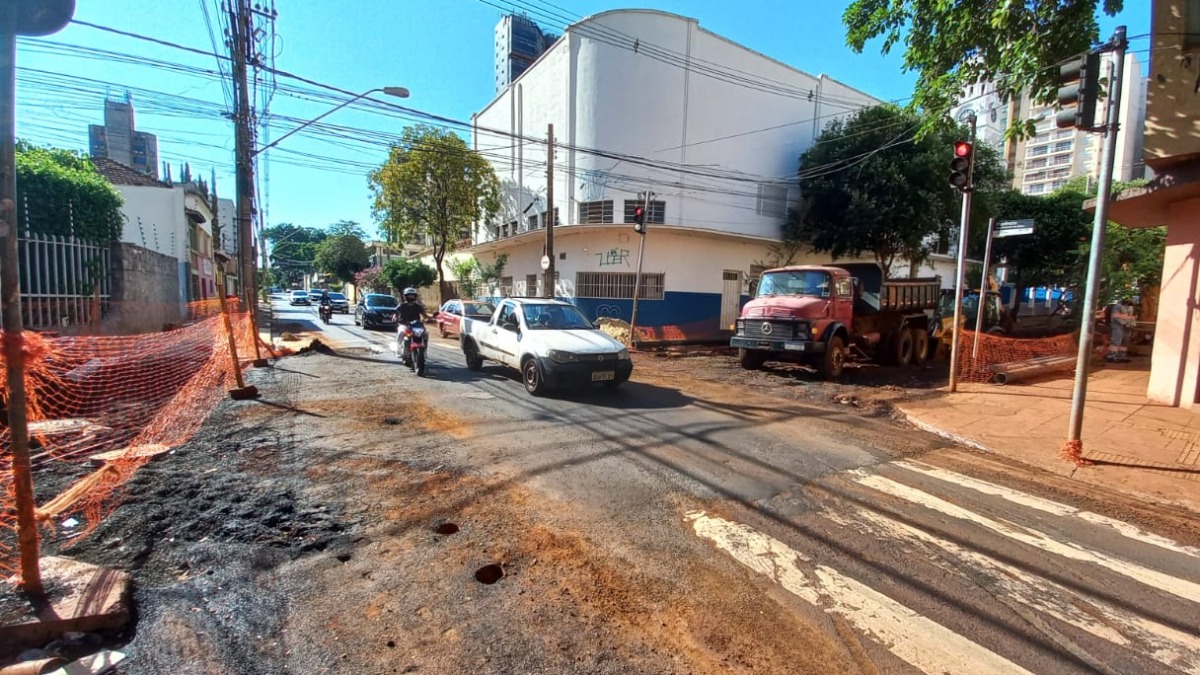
575 271 665 300
578 200 613 224
540 208 560 227
499 276 513 297
524 273 540 297
756 184 788 219
622 200 665 224
527 214 539 230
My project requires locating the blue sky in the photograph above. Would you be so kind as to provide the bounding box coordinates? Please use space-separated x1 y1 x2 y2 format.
15 1 1151 239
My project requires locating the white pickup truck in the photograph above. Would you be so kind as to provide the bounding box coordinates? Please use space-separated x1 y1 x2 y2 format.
460 297 633 395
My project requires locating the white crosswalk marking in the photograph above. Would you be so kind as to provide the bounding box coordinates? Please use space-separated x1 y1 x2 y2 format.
825 505 1200 675
687 511 1037 675
896 461 1200 558
850 471 1200 604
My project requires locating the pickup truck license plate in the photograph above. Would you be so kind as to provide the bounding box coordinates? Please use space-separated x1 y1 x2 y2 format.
592 371 615 382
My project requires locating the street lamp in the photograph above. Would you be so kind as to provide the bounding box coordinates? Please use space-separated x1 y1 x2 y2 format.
252 86 409 157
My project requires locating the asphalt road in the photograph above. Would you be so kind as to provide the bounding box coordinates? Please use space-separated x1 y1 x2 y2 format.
270 297 1200 675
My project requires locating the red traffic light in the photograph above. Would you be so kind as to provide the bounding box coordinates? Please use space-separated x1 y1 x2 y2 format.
634 206 644 216
954 141 972 157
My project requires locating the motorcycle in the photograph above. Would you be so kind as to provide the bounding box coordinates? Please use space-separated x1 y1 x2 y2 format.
398 320 428 376
319 304 332 324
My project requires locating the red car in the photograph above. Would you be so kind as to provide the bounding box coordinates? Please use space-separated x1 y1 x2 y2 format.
435 299 495 338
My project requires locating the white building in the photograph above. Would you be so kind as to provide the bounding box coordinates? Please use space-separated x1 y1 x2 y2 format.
469 9 881 340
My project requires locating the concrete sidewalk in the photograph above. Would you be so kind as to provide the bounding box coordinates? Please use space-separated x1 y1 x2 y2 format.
895 360 1200 513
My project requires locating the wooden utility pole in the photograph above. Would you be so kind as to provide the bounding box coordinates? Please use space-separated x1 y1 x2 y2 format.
543 124 555 299
0 0 42 595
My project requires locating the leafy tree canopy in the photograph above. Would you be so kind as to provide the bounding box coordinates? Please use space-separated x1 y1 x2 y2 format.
327 219 367 239
381 257 437 294
314 234 370 284
369 125 501 300
785 105 1006 276
842 0 1123 135
16 140 124 243
263 223 327 285
985 189 1092 300
354 266 389 294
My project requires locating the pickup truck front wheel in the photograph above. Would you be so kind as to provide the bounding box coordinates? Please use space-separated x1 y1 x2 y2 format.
522 357 547 396
463 341 484 371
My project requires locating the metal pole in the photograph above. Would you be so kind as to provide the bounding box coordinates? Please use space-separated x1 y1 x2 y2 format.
1068 27 1127 445
628 185 651 347
0 3 42 595
972 217 997 358
948 113 977 393
231 0 261 358
543 124 554 298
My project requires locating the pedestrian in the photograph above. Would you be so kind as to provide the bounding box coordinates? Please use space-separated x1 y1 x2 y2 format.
1107 296 1136 363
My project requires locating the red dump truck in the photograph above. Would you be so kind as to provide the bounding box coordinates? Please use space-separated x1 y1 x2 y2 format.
730 262 941 379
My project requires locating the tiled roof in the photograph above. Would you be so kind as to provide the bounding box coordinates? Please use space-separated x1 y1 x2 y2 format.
91 157 172 188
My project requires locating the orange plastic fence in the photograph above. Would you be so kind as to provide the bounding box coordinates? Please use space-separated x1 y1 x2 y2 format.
0 307 262 585
953 329 1105 384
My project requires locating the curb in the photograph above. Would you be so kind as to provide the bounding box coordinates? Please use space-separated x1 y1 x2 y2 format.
898 408 993 453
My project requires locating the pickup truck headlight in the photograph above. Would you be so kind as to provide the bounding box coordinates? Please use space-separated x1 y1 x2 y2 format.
617 348 630 360
548 349 580 363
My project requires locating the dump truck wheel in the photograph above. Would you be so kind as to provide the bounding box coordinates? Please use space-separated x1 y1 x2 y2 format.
820 336 846 379
893 329 915 366
911 328 929 366
738 348 767 370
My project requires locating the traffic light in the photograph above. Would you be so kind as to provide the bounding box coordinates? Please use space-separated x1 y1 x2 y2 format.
632 205 646 234
1056 51 1101 130
948 141 973 191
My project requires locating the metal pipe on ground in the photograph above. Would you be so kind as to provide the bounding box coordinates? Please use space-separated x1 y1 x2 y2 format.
989 355 1077 385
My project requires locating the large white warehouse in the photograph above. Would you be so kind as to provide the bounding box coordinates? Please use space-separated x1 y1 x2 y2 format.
470 8 881 341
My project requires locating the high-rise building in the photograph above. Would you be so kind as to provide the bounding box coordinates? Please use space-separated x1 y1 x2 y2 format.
89 97 159 178
494 14 558 94
949 52 1147 196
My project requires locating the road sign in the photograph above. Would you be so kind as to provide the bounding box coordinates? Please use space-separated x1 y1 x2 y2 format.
995 219 1035 238
540 255 550 271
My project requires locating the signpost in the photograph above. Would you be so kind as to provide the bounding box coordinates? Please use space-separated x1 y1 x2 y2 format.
995 218 1036 238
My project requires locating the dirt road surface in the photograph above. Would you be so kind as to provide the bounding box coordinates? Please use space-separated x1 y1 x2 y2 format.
4 300 1199 675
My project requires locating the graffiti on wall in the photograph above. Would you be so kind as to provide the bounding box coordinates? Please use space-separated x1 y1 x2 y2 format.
594 304 623 320
597 248 630 267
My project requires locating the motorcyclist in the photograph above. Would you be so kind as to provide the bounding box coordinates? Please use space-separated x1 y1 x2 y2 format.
397 287 431 359
318 289 332 322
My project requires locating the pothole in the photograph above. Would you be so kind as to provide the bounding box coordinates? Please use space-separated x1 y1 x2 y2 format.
474 564 504 585
382 416 403 425
434 523 459 535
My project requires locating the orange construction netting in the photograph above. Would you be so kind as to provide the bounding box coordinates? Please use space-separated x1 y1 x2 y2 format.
0 300 274 585
952 329 1107 384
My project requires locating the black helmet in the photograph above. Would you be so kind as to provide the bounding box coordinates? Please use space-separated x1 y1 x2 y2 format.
403 287 418 302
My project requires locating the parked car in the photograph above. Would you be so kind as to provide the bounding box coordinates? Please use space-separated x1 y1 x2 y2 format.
355 293 400 330
459 298 632 395
435 299 495 338
289 290 310 306
327 291 350 314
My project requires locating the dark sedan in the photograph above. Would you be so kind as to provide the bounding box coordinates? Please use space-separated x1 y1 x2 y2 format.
434 299 495 338
355 293 400 330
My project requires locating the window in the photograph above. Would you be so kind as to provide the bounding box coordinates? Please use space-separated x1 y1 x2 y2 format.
524 274 540 297
622 200 665 224
527 214 539 230
835 277 854 297
1029 145 1049 157
496 302 519 328
1049 167 1071 179
577 200 613 224
499 276 513 297
1024 171 1048 183
1051 154 1071 166
540 208 559 227
1027 183 1047 195
575 271 665 300
1188 0 1200 46
756 184 788 219
1053 140 1073 153
1026 157 1048 169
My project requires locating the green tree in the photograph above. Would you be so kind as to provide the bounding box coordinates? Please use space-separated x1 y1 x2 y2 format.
785 105 1005 277
985 189 1092 315
843 0 1123 134
328 219 367 239
263 223 327 286
448 253 508 299
381 257 437 294
314 234 370 284
369 125 501 300
16 141 124 243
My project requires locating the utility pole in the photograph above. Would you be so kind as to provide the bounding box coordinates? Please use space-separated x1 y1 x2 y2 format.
543 124 555 299
629 185 652 348
948 113 977 393
1066 27 1127 460
0 0 41 595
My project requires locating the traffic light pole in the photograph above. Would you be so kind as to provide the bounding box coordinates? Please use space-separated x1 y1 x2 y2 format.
948 113 977 393
628 187 651 348
1065 26 1127 461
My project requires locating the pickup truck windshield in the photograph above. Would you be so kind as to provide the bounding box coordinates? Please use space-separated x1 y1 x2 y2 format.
757 271 831 298
522 304 594 330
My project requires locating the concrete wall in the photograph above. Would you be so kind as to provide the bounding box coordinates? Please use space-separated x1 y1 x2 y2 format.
117 185 185 259
1147 198 1200 406
104 242 184 334
1144 0 1200 167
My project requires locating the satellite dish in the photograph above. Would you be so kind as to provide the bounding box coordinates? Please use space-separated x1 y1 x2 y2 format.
16 0 76 36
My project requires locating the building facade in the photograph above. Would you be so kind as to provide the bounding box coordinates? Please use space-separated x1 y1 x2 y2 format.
88 97 160 179
494 14 558 95
470 9 880 340
1106 0 1200 407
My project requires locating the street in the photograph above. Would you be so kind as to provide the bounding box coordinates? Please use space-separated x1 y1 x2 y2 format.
251 297 1200 674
